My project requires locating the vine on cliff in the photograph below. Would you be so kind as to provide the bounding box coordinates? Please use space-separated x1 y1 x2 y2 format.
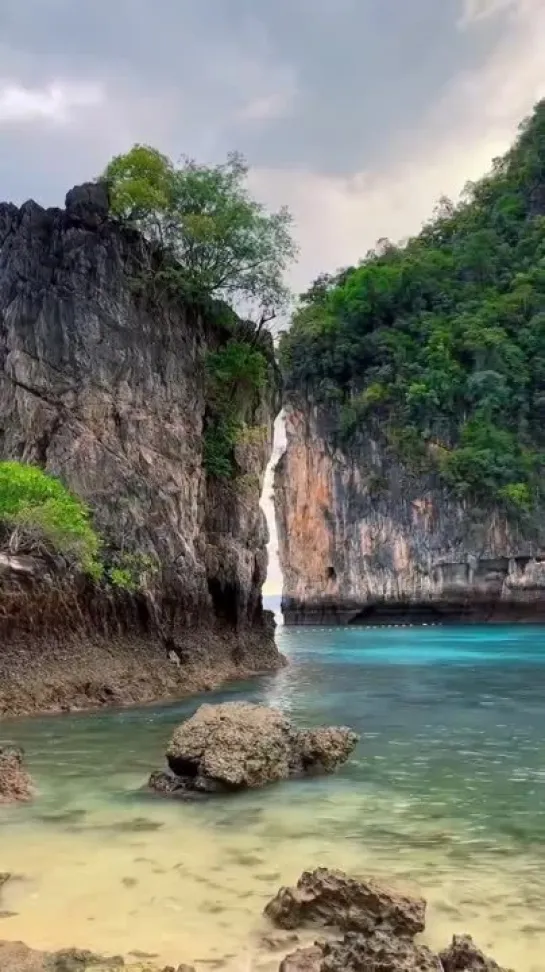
280 100 545 514
203 340 269 480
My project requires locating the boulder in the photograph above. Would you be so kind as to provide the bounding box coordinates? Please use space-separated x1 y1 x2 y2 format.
166 702 294 788
296 728 359 774
265 868 425 937
282 932 442 972
64 182 110 229
440 935 511 972
0 941 195 972
279 946 324 972
149 702 358 795
320 932 441 972
0 747 34 804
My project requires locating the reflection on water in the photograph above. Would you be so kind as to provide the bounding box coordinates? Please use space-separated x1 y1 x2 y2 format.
1 624 545 969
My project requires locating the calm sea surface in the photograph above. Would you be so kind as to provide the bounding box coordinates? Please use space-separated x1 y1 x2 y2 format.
1 610 545 969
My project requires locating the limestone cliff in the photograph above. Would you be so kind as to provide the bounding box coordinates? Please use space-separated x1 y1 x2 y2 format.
0 182 281 715
275 402 545 625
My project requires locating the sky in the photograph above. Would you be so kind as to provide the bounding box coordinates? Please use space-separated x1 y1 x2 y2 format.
0 0 543 594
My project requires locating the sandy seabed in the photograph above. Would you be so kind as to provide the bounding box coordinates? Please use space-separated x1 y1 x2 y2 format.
1 784 544 971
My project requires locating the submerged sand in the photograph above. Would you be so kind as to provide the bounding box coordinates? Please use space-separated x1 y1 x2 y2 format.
0 784 544 971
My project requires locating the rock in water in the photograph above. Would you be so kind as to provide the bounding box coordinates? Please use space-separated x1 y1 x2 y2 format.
0 746 34 804
149 702 358 794
264 868 425 936
440 935 511 972
166 702 294 787
281 933 441 972
271 870 512 972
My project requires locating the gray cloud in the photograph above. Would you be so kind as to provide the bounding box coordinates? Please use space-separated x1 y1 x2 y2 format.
0 0 542 593
0 0 522 196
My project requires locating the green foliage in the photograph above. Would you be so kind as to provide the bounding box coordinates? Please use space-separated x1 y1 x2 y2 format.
108 553 159 593
103 146 297 318
0 461 101 574
203 340 268 480
280 100 545 511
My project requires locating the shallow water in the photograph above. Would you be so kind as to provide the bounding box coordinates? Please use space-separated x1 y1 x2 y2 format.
1 621 545 970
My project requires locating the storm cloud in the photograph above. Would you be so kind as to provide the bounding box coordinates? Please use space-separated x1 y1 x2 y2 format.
0 0 543 592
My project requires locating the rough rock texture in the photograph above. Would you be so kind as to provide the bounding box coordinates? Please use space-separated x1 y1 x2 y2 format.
149 702 358 793
0 942 192 972
270 870 511 972
265 868 425 937
0 183 282 715
320 932 442 972
275 404 545 625
279 946 324 972
0 747 34 804
439 935 509 972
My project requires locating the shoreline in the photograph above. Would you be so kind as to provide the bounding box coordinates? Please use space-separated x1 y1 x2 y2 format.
0 617 284 721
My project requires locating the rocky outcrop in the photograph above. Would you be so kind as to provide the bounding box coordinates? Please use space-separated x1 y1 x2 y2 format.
275 404 545 625
291 933 442 972
265 868 425 937
0 941 192 971
0 747 34 804
440 935 507 972
266 869 511 972
148 701 358 794
0 183 282 715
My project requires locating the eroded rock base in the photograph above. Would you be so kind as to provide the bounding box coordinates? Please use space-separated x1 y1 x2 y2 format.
0 623 281 718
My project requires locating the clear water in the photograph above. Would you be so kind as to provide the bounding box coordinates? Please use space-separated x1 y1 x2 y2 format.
1 617 545 970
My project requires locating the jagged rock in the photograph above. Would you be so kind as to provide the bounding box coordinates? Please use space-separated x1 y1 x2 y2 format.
279 946 324 972
0 941 194 971
296 728 359 773
64 182 110 228
320 931 441 972
279 933 442 972
264 868 424 937
440 935 511 972
0 184 281 717
0 747 34 804
149 702 358 794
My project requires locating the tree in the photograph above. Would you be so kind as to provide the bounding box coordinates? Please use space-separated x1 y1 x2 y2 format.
279 99 545 511
103 146 297 321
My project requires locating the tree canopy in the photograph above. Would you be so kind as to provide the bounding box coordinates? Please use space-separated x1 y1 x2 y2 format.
280 100 545 514
103 146 297 320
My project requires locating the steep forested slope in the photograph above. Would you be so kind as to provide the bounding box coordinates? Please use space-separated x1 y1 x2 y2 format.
281 101 545 516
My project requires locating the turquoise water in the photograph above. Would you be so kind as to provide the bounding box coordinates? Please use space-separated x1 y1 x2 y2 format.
1 621 545 969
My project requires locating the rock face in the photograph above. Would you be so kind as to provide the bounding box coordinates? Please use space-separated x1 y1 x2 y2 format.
275 404 545 625
0 747 34 804
265 868 425 937
149 702 359 794
0 183 282 715
267 869 511 972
